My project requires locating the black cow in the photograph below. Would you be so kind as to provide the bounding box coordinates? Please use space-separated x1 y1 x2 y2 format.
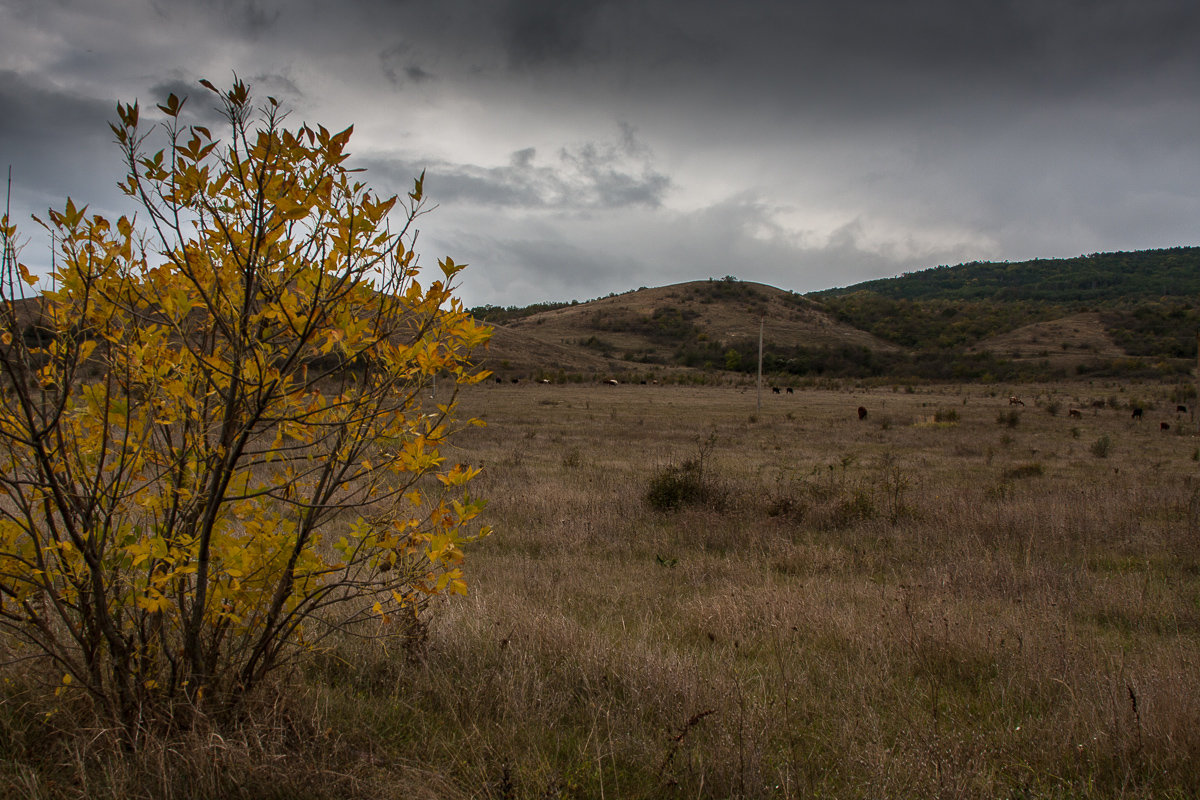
1161 422 1171 431
1131 407 1143 420
786 387 794 394
1177 405 1188 414
857 406 868 420
772 387 781 394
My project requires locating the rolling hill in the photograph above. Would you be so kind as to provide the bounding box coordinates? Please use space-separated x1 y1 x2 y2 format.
471 247 1200 383
473 279 898 379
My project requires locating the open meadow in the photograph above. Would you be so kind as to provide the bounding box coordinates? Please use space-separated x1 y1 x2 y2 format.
5 380 1200 799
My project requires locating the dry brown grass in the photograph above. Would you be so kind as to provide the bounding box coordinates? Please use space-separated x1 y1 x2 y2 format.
5 380 1200 798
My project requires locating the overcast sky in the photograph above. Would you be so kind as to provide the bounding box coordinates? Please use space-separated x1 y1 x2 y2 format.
2 0 1199 307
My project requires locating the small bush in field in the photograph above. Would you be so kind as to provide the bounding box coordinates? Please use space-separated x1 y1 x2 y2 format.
1091 435 1113 458
562 447 583 469
646 434 722 512
997 410 1020 427
1045 400 1061 416
645 459 711 511
934 408 959 423
833 490 876 527
1004 462 1045 480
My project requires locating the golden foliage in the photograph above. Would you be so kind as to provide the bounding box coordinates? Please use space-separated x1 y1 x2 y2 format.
0 79 490 725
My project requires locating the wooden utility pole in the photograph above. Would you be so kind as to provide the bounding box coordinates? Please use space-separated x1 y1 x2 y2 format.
756 317 764 415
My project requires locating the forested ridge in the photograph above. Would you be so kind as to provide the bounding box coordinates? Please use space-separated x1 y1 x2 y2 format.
810 248 1200 364
811 247 1200 304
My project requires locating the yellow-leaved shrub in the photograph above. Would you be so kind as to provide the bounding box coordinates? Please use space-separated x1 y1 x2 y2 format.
0 79 491 728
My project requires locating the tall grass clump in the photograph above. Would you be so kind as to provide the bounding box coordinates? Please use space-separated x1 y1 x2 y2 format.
645 434 726 512
1092 434 1113 458
645 458 713 511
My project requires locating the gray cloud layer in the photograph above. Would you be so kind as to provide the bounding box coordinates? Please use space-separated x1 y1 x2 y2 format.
2 0 1198 305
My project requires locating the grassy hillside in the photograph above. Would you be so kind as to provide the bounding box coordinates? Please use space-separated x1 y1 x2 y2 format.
470 249 1200 383
472 278 900 381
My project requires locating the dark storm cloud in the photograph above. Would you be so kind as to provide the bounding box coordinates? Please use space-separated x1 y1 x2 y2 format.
4 0 1199 304
0 71 122 215
380 43 434 87
449 228 645 304
421 0 1200 125
434 190 936 307
0 71 110 148
361 124 668 211
168 0 281 38
500 0 609 67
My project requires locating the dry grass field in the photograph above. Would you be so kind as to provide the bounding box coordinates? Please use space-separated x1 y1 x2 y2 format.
5 379 1200 798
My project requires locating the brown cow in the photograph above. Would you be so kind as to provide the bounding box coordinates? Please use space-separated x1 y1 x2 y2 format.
1009 396 1025 406
1068 408 1083 419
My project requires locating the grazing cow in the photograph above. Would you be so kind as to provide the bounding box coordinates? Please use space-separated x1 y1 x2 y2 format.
1177 405 1188 414
857 406 868 420
772 386 781 394
786 387 794 394
539 379 550 384
1009 396 1025 406
495 377 502 384
606 379 619 386
511 378 520 384
1068 408 1083 419
1131 407 1143 420
1161 422 1171 431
